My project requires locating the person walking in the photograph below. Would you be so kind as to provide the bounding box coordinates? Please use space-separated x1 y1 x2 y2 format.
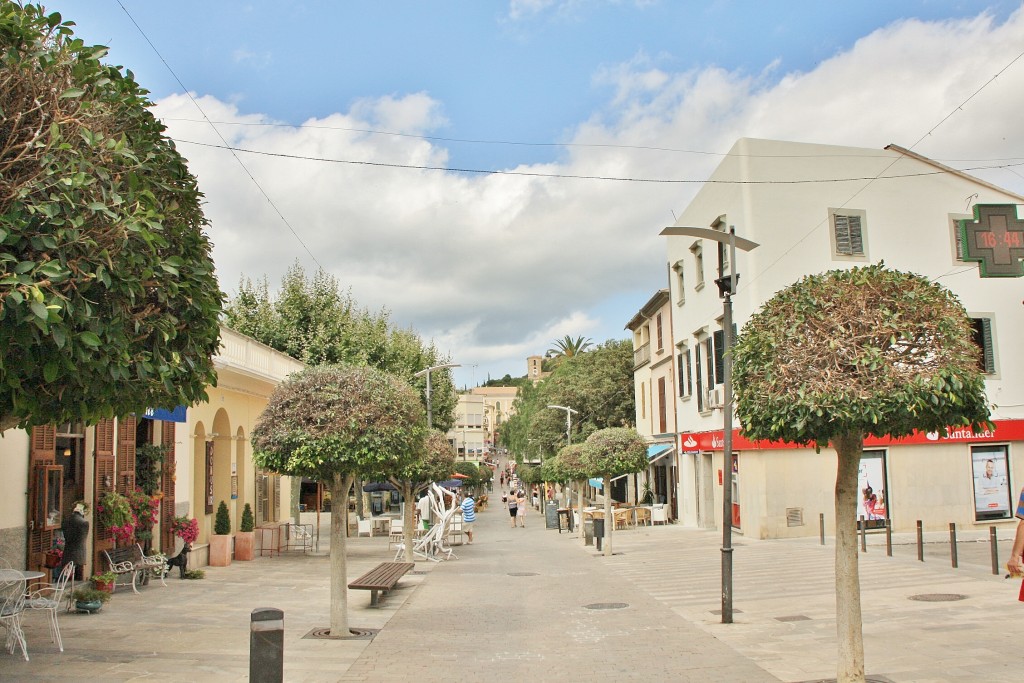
506 489 518 527
516 489 527 528
460 492 476 544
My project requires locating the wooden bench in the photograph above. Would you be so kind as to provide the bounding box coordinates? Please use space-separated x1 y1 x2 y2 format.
347 562 414 606
102 543 168 594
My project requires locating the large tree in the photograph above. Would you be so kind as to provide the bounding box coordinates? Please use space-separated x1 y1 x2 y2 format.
251 364 426 636
581 427 647 557
0 4 223 431
732 263 990 683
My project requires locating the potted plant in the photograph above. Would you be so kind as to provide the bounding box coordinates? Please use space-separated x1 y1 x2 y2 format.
235 503 256 561
72 587 112 614
209 501 232 566
91 571 117 593
97 491 135 546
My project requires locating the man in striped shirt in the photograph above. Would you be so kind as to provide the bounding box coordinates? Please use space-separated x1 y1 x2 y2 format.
460 493 476 544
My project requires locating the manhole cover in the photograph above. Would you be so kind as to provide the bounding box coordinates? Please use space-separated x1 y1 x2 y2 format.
303 627 379 640
908 593 967 602
775 615 811 622
507 572 538 577
584 602 628 610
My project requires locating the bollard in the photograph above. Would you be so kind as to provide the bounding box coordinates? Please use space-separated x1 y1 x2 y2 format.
819 513 825 546
990 526 999 575
885 520 892 557
250 608 284 683
949 523 958 569
594 518 604 552
859 515 867 553
916 520 924 562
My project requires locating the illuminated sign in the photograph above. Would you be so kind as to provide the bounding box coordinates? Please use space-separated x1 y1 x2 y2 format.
957 204 1024 277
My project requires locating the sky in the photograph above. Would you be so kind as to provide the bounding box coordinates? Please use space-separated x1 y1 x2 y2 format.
47 0 1024 389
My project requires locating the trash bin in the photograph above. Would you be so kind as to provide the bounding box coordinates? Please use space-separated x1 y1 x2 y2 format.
593 518 605 552
583 519 594 546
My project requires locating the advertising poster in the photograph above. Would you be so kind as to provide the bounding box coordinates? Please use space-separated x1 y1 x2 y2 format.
972 446 1011 520
858 450 888 529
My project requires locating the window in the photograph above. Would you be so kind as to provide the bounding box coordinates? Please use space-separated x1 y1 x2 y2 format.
672 260 685 304
695 333 715 412
690 241 705 290
655 313 663 351
970 316 996 374
949 213 971 262
829 208 868 259
677 344 692 398
657 377 667 434
695 342 704 412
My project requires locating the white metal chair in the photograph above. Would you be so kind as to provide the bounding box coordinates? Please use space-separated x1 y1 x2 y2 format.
25 562 74 653
0 564 29 661
651 504 668 525
388 520 404 550
356 518 372 537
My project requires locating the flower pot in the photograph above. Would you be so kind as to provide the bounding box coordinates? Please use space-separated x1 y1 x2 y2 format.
44 551 62 568
209 534 233 567
234 531 255 561
75 600 103 614
92 580 114 593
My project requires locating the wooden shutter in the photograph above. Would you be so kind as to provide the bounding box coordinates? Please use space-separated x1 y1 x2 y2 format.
971 317 996 374
695 344 704 412
28 426 56 566
94 418 116 565
273 475 281 522
834 214 864 255
117 416 137 494
160 422 177 551
713 330 725 386
657 377 667 434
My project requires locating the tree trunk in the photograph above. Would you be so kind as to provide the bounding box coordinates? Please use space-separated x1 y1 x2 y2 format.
833 433 866 683
329 473 355 637
577 480 585 540
603 475 613 557
402 481 415 562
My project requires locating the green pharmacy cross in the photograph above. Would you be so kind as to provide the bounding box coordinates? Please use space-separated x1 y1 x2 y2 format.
957 204 1024 277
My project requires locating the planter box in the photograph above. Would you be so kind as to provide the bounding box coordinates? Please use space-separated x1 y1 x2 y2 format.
209 534 233 567
234 531 255 561
92 580 114 593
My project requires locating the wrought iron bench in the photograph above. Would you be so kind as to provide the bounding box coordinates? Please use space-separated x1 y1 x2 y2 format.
102 543 168 594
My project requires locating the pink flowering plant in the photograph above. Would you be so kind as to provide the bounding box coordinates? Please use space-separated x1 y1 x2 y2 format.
97 491 135 545
171 515 199 545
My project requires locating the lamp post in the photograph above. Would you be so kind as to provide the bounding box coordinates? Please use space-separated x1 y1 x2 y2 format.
660 224 759 624
414 363 460 429
545 404 578 445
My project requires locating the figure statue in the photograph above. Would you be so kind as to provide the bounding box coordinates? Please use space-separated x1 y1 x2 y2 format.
61 502 89 580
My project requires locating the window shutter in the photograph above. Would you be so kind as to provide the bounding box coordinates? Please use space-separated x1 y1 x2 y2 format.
695 345 704 411
834 214 864 255
117 416 137 495
160 422 177 552
657 378 667 434
685 349 692 396
971 318 996 373
713 330 725 385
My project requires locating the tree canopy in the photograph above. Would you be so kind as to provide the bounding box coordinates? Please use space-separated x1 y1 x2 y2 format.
546 335 593 358
0 4 223 431
732 263 990 683
582 427 647 478
224 261 457 431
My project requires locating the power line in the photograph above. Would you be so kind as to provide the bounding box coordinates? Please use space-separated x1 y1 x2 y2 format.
115 1 322 272
170 138 1024 184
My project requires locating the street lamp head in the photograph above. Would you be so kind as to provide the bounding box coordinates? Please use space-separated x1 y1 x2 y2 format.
414 363 461 378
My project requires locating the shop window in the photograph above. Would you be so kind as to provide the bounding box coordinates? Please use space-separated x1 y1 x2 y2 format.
35 465 63 531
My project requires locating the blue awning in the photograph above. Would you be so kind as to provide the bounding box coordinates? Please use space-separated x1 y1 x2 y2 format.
144 405 187 422
589 478 603 489
648 443 674 461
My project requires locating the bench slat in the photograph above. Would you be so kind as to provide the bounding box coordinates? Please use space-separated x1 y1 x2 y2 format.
348 562 413 590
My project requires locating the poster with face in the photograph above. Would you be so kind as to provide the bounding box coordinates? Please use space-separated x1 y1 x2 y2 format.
858 450 887 527
972 446 1011 520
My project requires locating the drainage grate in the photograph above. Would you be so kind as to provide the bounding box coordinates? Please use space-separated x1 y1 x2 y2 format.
410 570 429 575
908 593 967 602
507 572 538 577
775 615 811 622
584 602 628 610
303 627 379 640
786 507 804 527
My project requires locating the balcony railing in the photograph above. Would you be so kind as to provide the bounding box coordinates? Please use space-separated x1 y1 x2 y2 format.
633 342 651 368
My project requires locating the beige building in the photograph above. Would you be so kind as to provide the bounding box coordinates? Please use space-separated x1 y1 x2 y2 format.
664 138 1024 539
448 385 520 463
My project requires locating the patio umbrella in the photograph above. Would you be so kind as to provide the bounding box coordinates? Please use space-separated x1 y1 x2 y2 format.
450 473 469 479
362 481 398 492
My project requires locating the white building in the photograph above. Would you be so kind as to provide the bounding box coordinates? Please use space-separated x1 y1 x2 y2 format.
665 138 1024 539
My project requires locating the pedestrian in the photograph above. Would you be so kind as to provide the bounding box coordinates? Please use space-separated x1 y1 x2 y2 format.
460 492 476 544
506 488 519 527
516 489 527 527
416 492 432 529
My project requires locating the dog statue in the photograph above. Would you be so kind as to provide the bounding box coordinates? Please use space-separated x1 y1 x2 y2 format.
166 543 191 578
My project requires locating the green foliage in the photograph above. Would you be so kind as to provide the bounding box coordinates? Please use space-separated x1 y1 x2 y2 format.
214 501 231 535
733 264 991 446
73 587 112 604
135 444 167 496
549 443 589 481
582 427 647 478
224 262 457 431
547 335 594 358
183 569 205 580
91 571 116 584
240 503 255 533
515 463 541 485
0 3 223 431
454 461 482 489
378 429 455 494
251 364 427 483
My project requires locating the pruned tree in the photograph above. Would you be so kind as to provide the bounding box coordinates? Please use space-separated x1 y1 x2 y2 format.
1 4 223 431
582 427 647 556
733 263 990 683
251 364 426 636
379 430 455 562
550 443 590 538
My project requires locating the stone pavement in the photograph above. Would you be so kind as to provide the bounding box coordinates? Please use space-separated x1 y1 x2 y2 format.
2 503 1021 682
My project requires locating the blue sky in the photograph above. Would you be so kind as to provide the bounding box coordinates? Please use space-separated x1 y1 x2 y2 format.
49 1 1024 388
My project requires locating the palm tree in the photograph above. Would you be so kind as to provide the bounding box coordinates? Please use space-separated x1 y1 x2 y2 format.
547 335 593 358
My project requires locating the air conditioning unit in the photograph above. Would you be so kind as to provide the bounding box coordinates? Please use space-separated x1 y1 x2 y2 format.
707 388 724 409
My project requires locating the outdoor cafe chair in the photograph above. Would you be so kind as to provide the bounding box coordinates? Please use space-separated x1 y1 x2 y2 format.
25 562 74 653
0 561 29 661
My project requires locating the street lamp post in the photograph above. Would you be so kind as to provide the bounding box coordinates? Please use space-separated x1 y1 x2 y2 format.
661 224 759 625
414 363 460 430
546 404 578 445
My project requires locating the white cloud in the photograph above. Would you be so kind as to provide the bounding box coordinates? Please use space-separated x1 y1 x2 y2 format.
157 7 1024 383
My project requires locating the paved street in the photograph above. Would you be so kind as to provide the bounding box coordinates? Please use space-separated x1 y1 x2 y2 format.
2 500 1021 682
